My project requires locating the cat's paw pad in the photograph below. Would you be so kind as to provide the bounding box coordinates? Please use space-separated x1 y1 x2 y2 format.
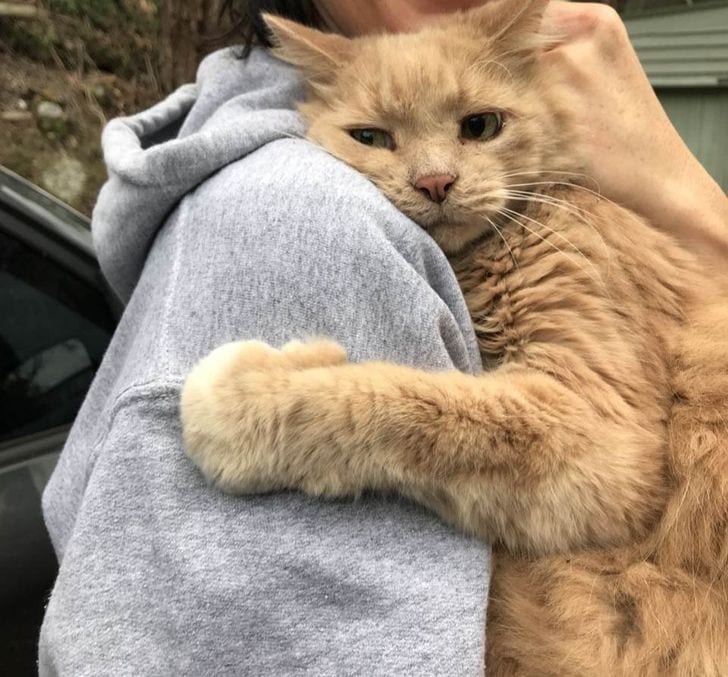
281 339 347 369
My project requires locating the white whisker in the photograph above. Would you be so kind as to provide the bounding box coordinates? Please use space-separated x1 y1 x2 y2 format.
498 205 605 289
496 169 602 195
486 216 519 270
500 189 618 278
502 180 626 212
501 189 610 252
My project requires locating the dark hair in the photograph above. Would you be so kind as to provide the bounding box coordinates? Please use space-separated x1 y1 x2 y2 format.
221 0 323 56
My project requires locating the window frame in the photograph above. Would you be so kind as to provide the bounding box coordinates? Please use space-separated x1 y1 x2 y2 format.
0 196 120 456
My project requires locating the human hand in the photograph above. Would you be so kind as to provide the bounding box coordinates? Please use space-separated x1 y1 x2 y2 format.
540 1 728 263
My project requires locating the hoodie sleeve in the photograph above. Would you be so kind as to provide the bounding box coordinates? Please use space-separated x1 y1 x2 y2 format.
40 139 490 677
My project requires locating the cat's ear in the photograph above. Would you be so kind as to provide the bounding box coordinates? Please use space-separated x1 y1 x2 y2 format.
464 0 549 62
262 14 352 83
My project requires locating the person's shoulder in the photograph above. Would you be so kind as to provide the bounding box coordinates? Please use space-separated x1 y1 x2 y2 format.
181 139 446 282
193 139 402 227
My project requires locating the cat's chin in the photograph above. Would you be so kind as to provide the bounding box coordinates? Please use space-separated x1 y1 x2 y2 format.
426 220 492 256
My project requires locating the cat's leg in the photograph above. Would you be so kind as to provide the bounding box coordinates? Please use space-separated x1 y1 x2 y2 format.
181 339 665 554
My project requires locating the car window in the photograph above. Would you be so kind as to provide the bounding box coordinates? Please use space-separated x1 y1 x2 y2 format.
0 229 115 444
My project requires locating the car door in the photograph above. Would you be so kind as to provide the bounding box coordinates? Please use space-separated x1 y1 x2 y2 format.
0 191 118 673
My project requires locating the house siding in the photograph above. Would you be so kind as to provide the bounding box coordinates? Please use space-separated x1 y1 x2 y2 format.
625 4 728 189
626 3 728 86
658 88 728 189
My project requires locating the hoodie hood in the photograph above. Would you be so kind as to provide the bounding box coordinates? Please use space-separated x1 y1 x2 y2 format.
92 48 305 302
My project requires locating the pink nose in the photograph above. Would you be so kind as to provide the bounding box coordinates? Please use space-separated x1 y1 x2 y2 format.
414 174 456 203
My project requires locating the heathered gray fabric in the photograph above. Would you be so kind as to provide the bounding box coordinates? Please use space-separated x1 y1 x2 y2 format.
40 47 491 676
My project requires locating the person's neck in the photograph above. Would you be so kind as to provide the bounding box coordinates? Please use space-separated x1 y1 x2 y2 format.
312 0 489 37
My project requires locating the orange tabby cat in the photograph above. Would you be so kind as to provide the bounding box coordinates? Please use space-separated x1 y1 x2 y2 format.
180 1 728 673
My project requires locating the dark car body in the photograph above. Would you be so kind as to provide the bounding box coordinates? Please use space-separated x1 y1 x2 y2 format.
0 166 120 673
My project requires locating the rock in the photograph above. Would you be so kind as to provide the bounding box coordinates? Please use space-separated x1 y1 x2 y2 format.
35 100 70 141
90 82 112 108
36 100 63 119
40 155 87 206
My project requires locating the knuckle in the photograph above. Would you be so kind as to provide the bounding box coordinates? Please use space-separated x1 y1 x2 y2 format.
541 42 588 80
590 4 628 39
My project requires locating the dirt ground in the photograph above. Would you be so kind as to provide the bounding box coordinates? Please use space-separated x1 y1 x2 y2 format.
0 4 161 215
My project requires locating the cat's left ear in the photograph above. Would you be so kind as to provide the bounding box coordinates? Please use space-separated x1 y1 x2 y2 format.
262 14 353 84
464 0 550 62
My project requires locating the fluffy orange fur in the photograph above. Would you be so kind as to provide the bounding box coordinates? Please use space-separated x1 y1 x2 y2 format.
180 1 728 673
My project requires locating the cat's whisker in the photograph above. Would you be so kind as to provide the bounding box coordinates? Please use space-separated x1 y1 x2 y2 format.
496 170 582 181
501 190 617 275
501 189 610 252
466 57 514 81
496 180 623 258
497 169 602 194
486 215 519 270
503 180 624 212
497 205 605 289
498 204 588 260
276 131 304 140
503 189 592 218
497 174 628 215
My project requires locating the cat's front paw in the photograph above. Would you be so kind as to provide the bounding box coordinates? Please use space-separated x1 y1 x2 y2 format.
189 339 347 378
180 339 348 493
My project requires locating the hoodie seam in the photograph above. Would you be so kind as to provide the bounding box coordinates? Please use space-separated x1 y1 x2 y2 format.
84 378 185 491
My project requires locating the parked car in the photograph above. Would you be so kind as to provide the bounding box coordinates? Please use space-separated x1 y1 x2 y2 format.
0 166 121 674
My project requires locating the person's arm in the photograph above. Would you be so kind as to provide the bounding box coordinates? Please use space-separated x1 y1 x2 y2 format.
541 1 728 264
40 142 489 675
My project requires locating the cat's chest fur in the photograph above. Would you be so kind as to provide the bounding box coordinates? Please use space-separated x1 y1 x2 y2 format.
447 188 685 421
451 226 525 370
449 195 587 371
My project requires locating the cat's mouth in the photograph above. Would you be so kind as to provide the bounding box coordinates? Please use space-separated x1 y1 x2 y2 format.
391 192 504 253
422 216 496 255
413 201 467 230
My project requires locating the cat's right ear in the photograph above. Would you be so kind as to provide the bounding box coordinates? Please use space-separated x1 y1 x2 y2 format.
464 0 550 63
262 14 352 84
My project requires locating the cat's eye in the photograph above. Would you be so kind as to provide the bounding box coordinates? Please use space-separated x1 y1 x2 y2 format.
460 113 504 141
349 128 396 150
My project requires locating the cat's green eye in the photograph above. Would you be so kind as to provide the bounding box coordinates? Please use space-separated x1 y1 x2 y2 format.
349 128 396 150
460 112 504 141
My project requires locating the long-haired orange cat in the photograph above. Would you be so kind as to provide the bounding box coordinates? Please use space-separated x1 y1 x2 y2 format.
180 1 728 673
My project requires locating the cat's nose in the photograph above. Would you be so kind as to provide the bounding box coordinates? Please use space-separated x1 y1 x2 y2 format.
414 174 456 204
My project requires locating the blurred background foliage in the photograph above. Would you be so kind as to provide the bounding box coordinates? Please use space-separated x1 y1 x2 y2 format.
0 0 231 214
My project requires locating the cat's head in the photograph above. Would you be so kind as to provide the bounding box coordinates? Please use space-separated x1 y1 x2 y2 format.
264 0 573 253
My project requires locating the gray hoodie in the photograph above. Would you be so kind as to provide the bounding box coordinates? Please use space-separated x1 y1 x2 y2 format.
40 48 491 676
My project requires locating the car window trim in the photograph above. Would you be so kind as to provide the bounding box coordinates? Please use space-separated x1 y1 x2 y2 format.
0 204 98 288
0 201 123 319
0 425 70 469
